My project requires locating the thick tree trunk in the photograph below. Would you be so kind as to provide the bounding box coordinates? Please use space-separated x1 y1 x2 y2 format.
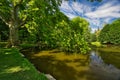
9 24 19 47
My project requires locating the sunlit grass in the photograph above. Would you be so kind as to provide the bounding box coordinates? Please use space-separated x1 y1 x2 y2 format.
91 42 102 47
0 48 48 80
1 66 26 74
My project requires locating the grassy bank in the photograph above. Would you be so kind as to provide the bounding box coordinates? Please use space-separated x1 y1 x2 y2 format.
0 48 47 80
91 42 120 53
98 46 120 53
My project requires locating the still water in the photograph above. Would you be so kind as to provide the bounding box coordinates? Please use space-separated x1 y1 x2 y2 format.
22 49 120 80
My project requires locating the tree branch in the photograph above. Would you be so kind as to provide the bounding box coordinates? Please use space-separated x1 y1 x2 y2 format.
0 16 9 26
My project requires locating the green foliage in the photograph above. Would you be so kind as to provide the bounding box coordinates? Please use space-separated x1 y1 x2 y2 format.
0 0 63 46
71 17 91 42
52 17 91 53
99 19 120 45
0 0 91 53
28 11 70 49
19 43 36 49
39 73 48 80
91 33 97 42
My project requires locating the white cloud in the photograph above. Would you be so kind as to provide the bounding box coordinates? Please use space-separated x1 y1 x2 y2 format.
97 1 113 10
85 2 120 18
71 2 92 13
60 1 92 18
104 18 112 23
60 0 120 32
60 1 71 11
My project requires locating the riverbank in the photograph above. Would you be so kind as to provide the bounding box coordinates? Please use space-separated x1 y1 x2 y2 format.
98 46 120 53
91 42 120 53
0 48 48 80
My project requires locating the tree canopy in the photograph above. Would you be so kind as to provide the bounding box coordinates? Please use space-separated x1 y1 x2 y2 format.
52 17 90 53
0 0 101 53
0 0 62 47
99 19 120 45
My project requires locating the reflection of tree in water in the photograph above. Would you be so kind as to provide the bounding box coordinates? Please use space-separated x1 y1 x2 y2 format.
90 51 120 80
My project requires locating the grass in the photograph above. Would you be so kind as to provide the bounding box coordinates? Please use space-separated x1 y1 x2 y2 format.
98 46 120 53
91 42 120 53
91 42 102 47
0 42 7 48
0 48 48 80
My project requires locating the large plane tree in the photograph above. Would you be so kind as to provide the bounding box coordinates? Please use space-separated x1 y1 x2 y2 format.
0 0 62 47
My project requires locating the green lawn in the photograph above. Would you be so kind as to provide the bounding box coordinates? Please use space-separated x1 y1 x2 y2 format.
0 48 48 80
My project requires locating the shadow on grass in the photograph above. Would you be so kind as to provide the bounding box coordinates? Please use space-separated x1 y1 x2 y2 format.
0 48 47 80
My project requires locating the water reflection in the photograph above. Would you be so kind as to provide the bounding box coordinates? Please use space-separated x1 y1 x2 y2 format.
90 51 120 80
22 49 120 80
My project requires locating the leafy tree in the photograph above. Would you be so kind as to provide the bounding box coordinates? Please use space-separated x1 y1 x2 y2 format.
53 17 90 53
0 0 102 48
0 0 62 47
94 28 101 41
99 19 120 45
91 33 97 42
99 24 110 43
71 17 90 41
28 11 70 49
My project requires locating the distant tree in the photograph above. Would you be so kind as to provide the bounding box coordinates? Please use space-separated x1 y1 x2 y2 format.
94 27 101 41
91 33 96 42
99 19 120 45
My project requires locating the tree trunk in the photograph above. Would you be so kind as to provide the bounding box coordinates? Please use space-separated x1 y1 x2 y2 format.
9 24 19 47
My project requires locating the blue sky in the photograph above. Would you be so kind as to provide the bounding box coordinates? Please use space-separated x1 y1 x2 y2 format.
60 0 120 32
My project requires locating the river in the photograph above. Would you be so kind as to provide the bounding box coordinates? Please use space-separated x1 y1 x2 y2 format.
21 49 120 80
